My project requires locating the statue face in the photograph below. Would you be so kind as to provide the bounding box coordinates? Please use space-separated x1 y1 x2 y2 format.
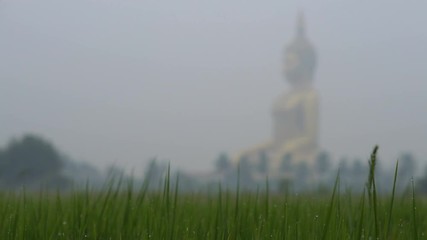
285 53 299 72
283 44 316 87
285 52 300 73
284 50 304 85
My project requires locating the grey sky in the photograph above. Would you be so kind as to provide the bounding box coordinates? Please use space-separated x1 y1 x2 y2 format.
1 0 427 174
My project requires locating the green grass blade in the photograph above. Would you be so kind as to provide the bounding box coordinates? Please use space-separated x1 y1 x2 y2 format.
386 160 399 238
321 171 339 240
411 177 418 240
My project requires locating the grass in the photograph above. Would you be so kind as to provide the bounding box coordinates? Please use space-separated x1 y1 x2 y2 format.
0 146 426 239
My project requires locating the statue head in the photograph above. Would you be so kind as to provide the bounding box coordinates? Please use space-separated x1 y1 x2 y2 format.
284 13 317 88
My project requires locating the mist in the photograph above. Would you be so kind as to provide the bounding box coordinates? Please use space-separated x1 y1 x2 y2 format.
1 0 426 175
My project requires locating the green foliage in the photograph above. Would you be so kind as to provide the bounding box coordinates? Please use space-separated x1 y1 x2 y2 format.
0 147 425 239
0 134 69 189
214 153 231 173
315 151 332 175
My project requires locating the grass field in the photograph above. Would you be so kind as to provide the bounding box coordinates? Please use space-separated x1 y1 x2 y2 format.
0 147 425 239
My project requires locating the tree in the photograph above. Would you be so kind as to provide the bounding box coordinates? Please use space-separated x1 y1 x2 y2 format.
280 153 293 174
145 158 162 180
416 165 427 194
399 152 416 180
0 134 67 188
215 152 231 173
238 155 254 190
294 161 310 190
315 151 331 175
338 158 350 175
144 158 170 190
296 162 310 180
239 156 251 174
257 151 268 174
351 158 365 177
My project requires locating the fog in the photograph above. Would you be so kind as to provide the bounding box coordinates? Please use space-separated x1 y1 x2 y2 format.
1 0 426 174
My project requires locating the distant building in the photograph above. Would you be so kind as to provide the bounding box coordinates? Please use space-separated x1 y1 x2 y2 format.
234 13 320 181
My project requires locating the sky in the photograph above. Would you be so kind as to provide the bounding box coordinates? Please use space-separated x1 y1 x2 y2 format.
1 0 427 175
